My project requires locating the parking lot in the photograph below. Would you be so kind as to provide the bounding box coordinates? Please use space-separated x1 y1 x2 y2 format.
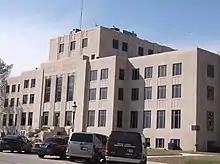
0 152 162 164
0 152 75 164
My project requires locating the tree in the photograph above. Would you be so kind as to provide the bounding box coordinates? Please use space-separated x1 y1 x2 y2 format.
0 59 13 134
0 59 13 114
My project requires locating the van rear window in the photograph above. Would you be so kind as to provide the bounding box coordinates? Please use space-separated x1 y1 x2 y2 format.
109 132 141 144
70 133 93 142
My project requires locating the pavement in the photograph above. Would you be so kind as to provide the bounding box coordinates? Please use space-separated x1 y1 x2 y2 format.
0 152 165 164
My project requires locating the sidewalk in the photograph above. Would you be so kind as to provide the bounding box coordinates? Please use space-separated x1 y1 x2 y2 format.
148 161 166 164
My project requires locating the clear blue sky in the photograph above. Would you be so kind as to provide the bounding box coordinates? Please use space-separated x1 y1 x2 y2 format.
0 0 220 75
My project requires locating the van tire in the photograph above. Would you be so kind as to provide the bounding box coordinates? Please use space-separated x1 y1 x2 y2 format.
38 154 45 158
95 153 102 163
69 157 75 161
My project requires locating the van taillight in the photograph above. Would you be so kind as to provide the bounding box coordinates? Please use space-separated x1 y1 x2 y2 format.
105 145 108 153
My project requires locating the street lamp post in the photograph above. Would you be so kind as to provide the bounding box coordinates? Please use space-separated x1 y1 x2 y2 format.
70 101 77 133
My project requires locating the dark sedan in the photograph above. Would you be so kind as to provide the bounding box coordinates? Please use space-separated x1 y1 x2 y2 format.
32 136 68 159
0 135 32 153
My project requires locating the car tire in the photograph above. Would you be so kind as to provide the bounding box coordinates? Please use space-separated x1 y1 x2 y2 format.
10 149 14 153
59 154 66 160
17 147 23 153
38 154 45 158
0 149 3 152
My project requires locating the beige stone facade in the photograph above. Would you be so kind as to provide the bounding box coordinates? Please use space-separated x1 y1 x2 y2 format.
0 26 219 152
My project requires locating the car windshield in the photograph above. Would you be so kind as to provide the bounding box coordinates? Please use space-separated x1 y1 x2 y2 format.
3 135 21 140
70 133 93 142
109 132 141 144
43 138 63 144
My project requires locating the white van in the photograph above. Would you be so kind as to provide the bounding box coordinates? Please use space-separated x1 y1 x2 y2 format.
66 132 107 163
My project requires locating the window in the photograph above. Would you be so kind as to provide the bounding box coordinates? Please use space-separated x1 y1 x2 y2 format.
55 76 63 102
116 111 123 128
207 64 214 78
16 98 19 106
122 42 128 52
173 63 182 76
12 85 16 92
100 87 107 100
119 69 125 80
22 95 28 104
98 110 106 127
29 94 35 104
65 111 73 126
145 67 153 78
156 110 165 128
2 114 7 126
89 88 96 100
90 70 97 81
207 86 214 100
157 85 166 99
170 139 181 149
118 88 124 100
172 84 181 98
31 79 36 88
91 54 95 59
138 46 144 56
101 68 108 80
145 138 150 145
82 38 88 48
8 114 13 126
67 75 74 101
130 111 138 128
4 98 8 107
207 111 214 131
171 110 181 129
143 110 151 128
158 65 167 77
6 85 10 93
156 138 164 148
10 98 14 107
70 41 76 51
59 43 64 53
15 114 17 126
113 39 119 49
24 80 29 88
21 112 26 126
132 68 139 80
42 112 49 125
144 87 152 100
17 84 20 92
131 88 139 101
28 112 33 126
54 112 60 127
87 110 95 127
148 49 154 55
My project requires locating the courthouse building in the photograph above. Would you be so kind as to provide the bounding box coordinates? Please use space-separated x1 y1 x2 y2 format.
0 26 220 152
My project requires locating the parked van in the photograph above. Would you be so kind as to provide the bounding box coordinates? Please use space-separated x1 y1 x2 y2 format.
66 132 107 163
105 131 149 164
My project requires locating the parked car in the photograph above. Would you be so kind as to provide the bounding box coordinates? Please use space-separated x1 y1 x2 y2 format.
0 135 32 153
105 131 149 164
32 136 69 159
66 132 108 163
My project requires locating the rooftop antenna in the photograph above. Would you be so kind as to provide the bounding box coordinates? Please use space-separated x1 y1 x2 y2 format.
79 0 84 56
93 20 98 27
79 0 84 30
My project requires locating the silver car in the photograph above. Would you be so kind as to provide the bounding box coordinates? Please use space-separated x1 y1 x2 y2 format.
66 132 107 163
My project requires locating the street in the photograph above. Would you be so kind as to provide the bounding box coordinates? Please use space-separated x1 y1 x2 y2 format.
0 152 162 164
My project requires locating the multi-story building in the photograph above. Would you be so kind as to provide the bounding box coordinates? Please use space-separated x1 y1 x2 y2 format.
0 26 219 152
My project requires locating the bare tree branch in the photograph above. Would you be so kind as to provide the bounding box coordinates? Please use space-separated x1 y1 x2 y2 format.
0 59 13 134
